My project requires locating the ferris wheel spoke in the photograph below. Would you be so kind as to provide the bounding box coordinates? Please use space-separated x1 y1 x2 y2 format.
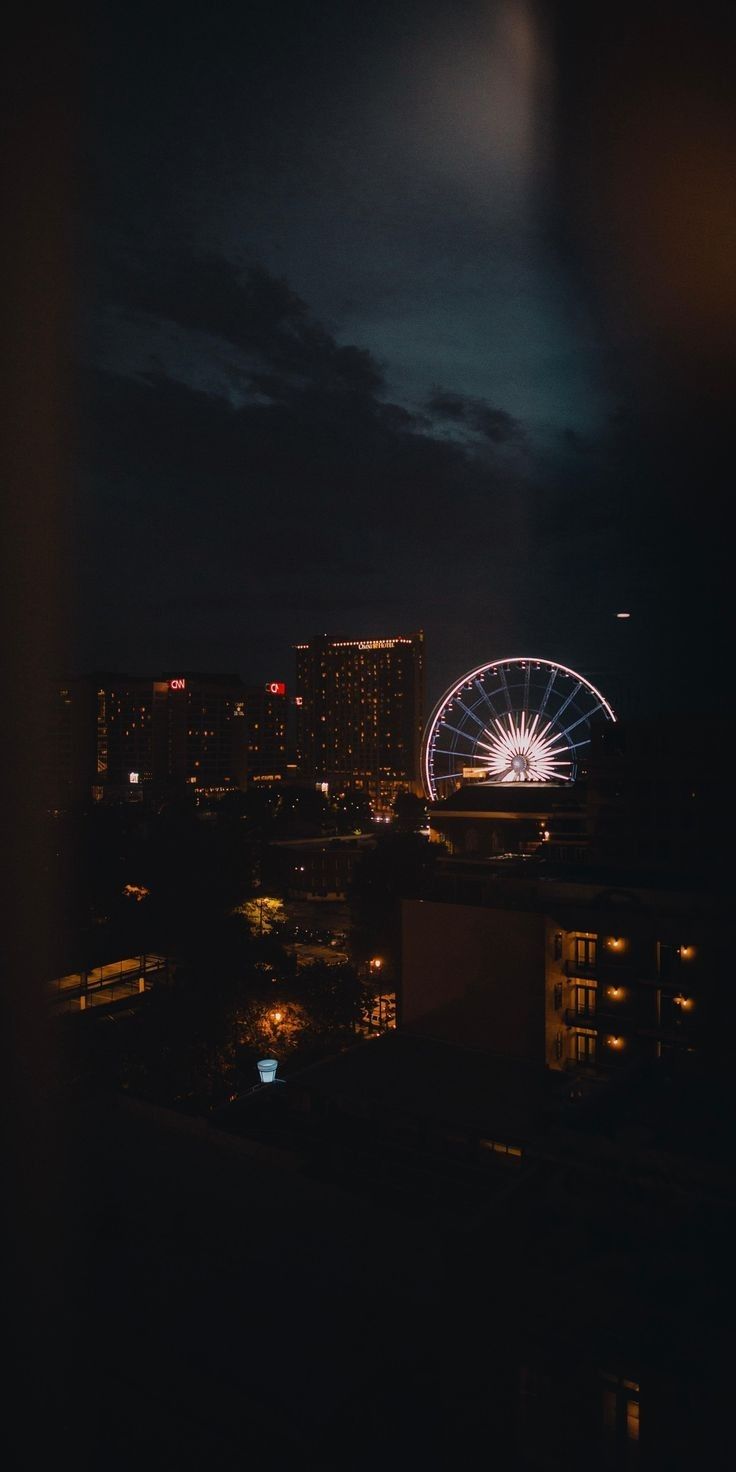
473 679 502 721
496 665 513 712
522 662 531 713
431 748 477 760
436 722 478 744
552 681 582 723
540 666 558 715
454 698 487 729
558 702 605 739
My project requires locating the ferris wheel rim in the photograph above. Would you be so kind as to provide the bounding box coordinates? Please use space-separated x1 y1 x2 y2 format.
422 655 616 800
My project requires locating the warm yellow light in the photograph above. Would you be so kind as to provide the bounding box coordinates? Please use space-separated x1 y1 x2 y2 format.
370 958 383 970
608 1035 624 1048
122 883 150 902
679 945 694 960
271 1010 283 1023
608 987 622 999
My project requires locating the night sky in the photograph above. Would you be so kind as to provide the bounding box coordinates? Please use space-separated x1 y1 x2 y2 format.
78 1 734 715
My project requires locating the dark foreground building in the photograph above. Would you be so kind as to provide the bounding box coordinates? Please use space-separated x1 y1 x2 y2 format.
401 861 720 1074
211 1027 734 1470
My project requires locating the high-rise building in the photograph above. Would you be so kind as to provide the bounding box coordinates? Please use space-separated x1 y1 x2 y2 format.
92 672 247 802
244 682 289 782
294 633 425 813
95 673 154 799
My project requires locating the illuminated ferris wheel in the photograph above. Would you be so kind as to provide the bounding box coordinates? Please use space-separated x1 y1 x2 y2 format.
422 657 616 801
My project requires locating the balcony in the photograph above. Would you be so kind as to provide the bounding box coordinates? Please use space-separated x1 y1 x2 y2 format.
564 959 598 978
563 1008 598 1027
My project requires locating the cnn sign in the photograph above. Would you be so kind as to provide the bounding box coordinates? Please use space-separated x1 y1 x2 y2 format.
265 681 286 696
169 678 186 691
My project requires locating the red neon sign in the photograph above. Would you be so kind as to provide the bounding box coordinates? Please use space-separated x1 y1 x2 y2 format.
169 678 186 690
265 681 286 696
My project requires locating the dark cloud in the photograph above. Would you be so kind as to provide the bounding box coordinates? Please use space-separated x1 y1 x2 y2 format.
80 247 550 682
427 389 522 444
107 253 384 396
426 391 467 422
473 406 521 445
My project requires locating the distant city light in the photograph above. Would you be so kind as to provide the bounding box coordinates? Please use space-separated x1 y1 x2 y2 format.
129 771 139 784
616 612 631 619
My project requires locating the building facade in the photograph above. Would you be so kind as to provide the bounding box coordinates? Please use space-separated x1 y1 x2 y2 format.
268 833 377 900
402 863 720 1076
294 633 425 813
244 682 289 783
92 672 247 802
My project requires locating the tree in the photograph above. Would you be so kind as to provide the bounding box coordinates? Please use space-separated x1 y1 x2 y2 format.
392 790 428 833
348 832 438 983
329 786 373 834
295 960 367 1034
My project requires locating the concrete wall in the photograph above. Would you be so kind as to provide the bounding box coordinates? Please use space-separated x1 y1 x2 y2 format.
401 899 546 1061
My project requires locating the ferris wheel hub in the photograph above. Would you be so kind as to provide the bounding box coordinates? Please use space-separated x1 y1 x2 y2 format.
511 755 528 773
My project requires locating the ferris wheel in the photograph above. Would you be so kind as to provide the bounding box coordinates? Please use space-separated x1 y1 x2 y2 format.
422 656 616 801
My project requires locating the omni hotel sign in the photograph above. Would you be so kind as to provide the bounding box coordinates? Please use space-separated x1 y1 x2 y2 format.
358 639 399 650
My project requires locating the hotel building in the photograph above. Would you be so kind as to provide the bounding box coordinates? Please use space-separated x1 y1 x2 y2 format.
294 632 425 813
